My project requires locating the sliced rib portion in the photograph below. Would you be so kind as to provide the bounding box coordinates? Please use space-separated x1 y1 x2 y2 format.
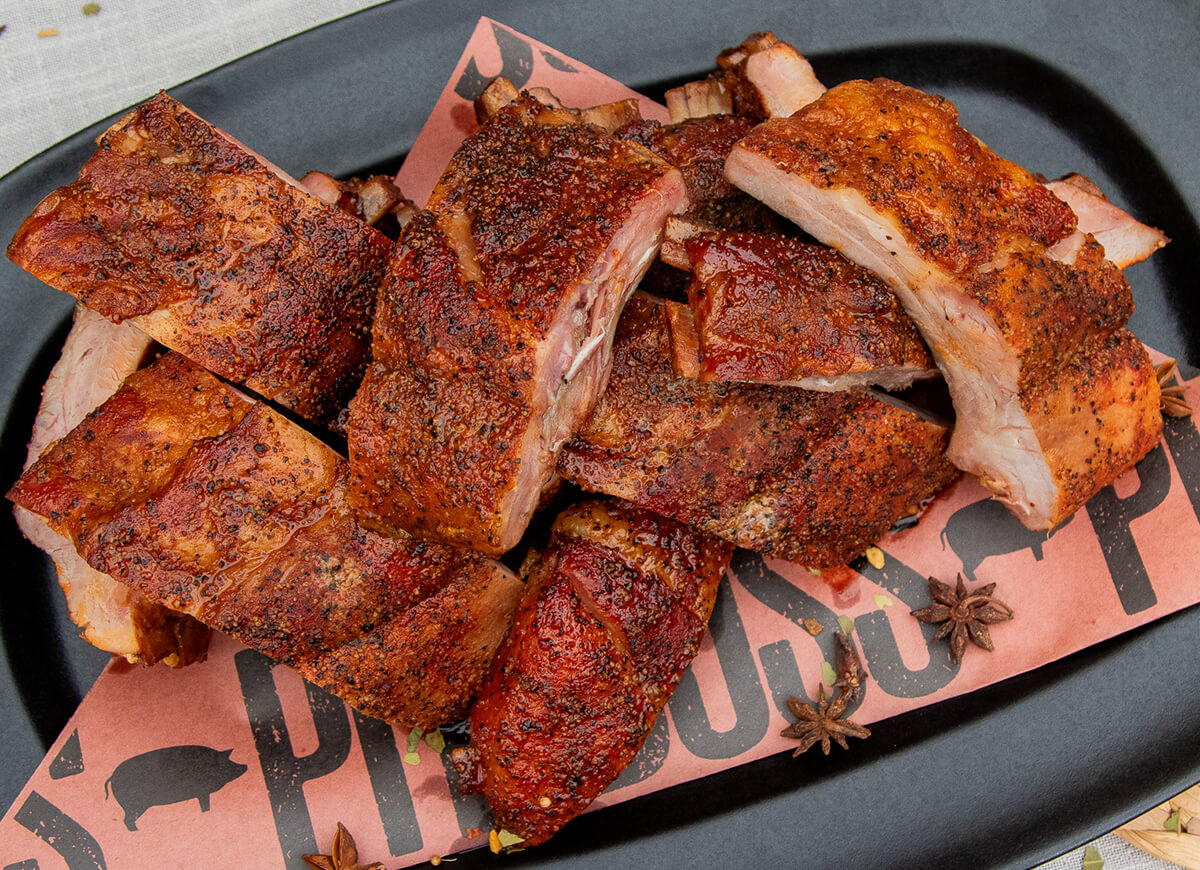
558 294 959 566
726 78 1163 528
297 170 418 240
7 92 393 426
348 88 687 555
661 218 936 390
620 114 791 234
666 31 826 123
1045 174 1168 269
9 353 523 727
452 499 732 846
14 307 209 666
476 77 645 134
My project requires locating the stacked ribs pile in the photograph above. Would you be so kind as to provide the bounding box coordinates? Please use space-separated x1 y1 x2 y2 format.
5 31 1168 847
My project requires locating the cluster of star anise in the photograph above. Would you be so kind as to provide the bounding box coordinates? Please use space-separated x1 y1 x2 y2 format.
781 632 871 756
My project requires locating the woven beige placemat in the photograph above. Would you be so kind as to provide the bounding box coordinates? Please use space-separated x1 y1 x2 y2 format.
0 0 385 176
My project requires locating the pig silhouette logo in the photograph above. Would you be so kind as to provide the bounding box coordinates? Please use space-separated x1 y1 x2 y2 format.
104 745 247 831
940 497 1056 581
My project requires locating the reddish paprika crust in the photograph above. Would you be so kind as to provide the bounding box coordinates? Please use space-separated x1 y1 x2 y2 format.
6 92 392 427
558 293 959 567
8 353 522 728
676 230 935 388
455 499 732 846
348 93 686 555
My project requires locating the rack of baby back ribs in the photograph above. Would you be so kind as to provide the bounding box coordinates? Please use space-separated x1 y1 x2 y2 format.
6 30 1169 848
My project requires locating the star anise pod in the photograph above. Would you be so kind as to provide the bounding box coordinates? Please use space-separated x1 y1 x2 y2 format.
911 575 1014 665
302 822 385 870
781 684 871 756
1157 359 1193 418
832 631 866 706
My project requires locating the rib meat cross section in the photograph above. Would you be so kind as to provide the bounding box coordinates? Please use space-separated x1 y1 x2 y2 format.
9 353 523 727
348 91 687 555
726 78 1163 528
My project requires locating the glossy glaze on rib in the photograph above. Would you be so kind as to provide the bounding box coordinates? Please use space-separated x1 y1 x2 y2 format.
558 294 959 566
453 499 732 846
348 92 687 555
726 78 1162 527
9 353 523 727
7 92 392 426
669 228 936 389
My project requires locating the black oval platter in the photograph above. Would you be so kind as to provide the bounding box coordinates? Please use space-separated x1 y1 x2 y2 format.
1 1 1198 867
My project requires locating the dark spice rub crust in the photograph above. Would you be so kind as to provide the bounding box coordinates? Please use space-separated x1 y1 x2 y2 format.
7 92 392 427
725 78 1161 528
453 499 732 846
558 294 959 567
349 92 686 555
735 79 1079 272
9 353 523 728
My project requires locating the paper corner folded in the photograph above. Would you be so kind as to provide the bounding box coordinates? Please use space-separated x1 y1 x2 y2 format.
394 15 669 207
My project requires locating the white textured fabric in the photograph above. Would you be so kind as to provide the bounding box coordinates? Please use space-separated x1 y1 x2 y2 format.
0 0 385 176
0 3 1187 868
1040 832 1185 870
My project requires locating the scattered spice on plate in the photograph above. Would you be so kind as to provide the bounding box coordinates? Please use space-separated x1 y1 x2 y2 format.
405 727 423 764
781 684 870 756
82 3 101 15
837 614 855 636
302 822 384 870
38 28 59 38
424 729 446 753
803 617 823 636
495 829 525 851
1157 359 1192 418
911 575 1014 665
0 25 7 38
833 631 866 705
820 660 837 686
783 631 870 755
865 545 885 569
